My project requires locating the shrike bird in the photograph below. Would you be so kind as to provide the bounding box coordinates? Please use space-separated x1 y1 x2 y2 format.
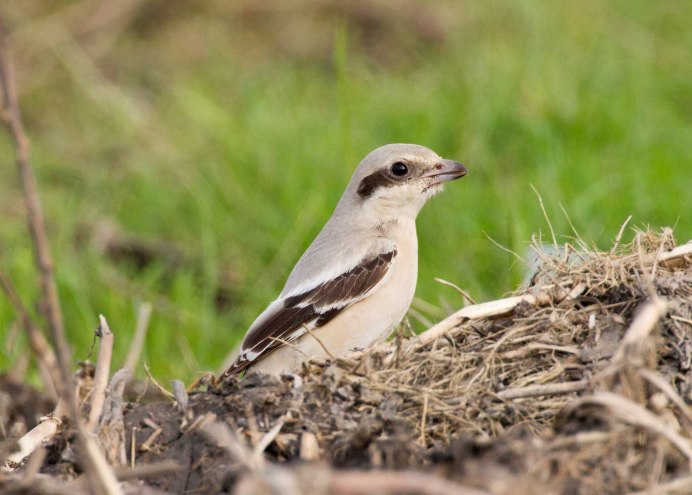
222 144 467 378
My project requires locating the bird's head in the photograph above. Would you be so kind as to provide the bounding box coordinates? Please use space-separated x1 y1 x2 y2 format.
343 144 467 221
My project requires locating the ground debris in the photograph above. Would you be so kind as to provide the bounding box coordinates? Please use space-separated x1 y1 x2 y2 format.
2 229 692 494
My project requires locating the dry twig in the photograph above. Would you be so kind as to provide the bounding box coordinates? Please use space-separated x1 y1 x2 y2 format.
0 24 71 402
6 413 62 465
0 27 123 495
87 315 115 432
0 273 59 399
497 379 589 400
124 302 152 374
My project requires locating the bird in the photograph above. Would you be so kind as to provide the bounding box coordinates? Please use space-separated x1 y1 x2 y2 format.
222 143 467 378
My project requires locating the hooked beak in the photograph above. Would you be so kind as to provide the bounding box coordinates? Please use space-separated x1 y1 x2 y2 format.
423 160 467 185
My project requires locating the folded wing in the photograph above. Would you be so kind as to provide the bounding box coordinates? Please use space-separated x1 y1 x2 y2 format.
222 247 397 377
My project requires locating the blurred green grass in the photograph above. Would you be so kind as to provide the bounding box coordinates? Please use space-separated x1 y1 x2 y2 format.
1 1 690 381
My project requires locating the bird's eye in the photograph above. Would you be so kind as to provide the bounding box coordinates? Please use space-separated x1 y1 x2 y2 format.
390 162 409 177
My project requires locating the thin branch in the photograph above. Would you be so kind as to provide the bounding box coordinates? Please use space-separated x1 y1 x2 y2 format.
0 26 122 495
496 379 589 400
415 294 541 347
124 301 152 373
0 25 71 401
0 272 59 399
87 315 115 432
6 414 63 464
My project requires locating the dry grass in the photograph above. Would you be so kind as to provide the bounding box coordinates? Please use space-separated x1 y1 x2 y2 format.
327 229 689 442
1 228 691 494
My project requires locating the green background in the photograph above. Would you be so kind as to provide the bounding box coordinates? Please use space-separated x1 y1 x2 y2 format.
1 1 690 381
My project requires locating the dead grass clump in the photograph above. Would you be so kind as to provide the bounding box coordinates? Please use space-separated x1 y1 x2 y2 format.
328 229 689 440
2 228 691 495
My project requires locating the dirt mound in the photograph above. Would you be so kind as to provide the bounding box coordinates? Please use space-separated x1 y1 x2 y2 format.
2 229 691 495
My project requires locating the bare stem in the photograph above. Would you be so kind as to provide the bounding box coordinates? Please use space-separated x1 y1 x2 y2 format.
87 315 115 432
0 24 122 495
0 272 60 399
0 25 71 399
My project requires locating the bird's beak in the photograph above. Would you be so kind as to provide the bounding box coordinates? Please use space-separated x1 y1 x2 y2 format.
422 160 467 185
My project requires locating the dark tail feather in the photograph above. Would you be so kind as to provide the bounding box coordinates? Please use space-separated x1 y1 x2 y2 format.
219 357 252 380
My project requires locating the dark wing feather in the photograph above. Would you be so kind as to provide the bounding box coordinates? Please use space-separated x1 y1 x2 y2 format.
284 250 396 310
222 304 318 377
222 249 397 378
